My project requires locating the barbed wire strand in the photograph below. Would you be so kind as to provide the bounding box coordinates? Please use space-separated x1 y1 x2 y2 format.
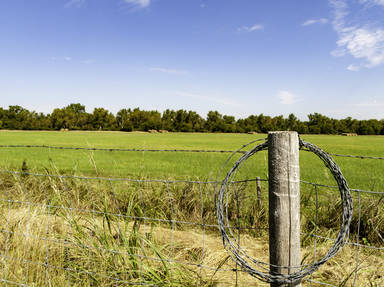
0 144 249 154
0 169 260 184
303 232 384 251
2 143 384 160
0 170 380 235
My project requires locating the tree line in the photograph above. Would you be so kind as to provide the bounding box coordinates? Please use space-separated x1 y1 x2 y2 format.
0 103 383 135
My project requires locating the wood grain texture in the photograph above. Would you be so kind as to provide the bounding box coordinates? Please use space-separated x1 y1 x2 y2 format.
268 131 301 287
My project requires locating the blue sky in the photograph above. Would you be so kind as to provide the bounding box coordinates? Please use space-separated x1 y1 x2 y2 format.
1 0 384 120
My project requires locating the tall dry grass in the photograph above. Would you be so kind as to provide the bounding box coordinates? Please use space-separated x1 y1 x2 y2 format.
0 171 383 286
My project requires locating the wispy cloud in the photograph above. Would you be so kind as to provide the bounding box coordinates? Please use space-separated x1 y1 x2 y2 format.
330 0 384 70
238 24 264 32
177 92 243 107
352 98 384 107
81 59 95 65
360 0 384 7
51 56 72 62
123 0 151 8
302 18 329 26
65 0 85 8
50 57 96 65
277 91 297 105
65 0 151 9
150 67 188 75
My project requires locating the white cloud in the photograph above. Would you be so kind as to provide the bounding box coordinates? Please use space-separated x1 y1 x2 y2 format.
277 91 296 105
302 18 328 26
347 64 360 71
149 67 188 75
337 28 384 67
123 0 151 8
330 0 384 70
177 92 243 107
238 24 264 32
65 0 85 8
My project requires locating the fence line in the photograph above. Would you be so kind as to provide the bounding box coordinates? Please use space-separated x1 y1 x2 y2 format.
2 169 383 196
328 153 384 160
2 143 384 160
0 144 249 154
0 144 383 286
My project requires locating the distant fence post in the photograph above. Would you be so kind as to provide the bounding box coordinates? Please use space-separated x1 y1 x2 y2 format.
268 131 301 287
256 176 262 209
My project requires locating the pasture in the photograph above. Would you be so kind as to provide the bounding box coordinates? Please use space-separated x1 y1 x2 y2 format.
1 130 384 191
0 130 383 286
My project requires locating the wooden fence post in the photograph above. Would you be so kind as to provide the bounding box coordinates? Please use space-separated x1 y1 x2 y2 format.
268 131 301 287
256 176 262 210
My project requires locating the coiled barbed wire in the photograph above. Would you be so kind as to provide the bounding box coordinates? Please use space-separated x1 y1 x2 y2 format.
216 138 353 284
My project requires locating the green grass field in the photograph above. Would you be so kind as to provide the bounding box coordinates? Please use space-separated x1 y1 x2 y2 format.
1 130 384 191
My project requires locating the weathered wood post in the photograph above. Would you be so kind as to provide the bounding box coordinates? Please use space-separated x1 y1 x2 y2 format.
268 131 301 287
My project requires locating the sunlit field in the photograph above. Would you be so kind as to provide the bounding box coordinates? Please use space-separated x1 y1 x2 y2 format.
0 131 383 286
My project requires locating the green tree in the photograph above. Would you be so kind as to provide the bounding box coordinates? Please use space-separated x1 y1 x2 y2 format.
287 113 300 131
161 109 175 131
5 105 33 130
129 108 161 131
116 108 133 131
206 111 225 132
50 103 89 130
223 115 236 132
91 108 116 130
187 111 205 132
307 113 335 134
